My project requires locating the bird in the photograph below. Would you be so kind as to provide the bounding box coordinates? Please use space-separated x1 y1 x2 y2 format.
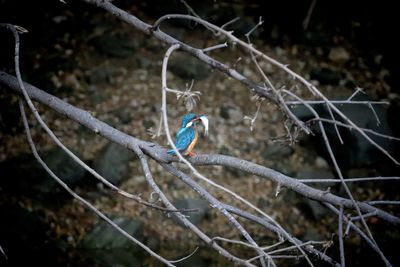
167 113 208 156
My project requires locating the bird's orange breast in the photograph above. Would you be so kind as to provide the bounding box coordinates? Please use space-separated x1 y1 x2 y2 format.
186 129 198 154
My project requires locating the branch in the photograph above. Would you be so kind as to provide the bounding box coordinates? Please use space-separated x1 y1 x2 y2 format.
2 2 399 265
18 99 175 267
160 44 272 267
1 71 345 266
81 0 276 103
1 72 399 228
132 145 255 266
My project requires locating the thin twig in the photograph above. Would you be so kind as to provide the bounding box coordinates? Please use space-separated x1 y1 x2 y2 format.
247 241 328 263
299 176 400 183
132 145 256 267
3 71 399 230
302 0 317 30
203 42 228 52
0 245 7 260
368 103 381 126
220 17 241 30
326 103 344 144
307 118 400 141
286 100 389 105
169 247 199 263
18 98 175 267
347 87 365 101
160 44 271 267
325 204 392 267
345 212 377 236
283 89 382 247
80 3 399 167
338 206 345 267
367 201 400 206
0 24 187 214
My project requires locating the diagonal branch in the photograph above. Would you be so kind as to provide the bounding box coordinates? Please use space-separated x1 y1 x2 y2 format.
18 98 175 267
1 71 398 227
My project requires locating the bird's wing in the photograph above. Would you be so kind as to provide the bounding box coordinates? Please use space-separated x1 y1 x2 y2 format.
174 128 195 151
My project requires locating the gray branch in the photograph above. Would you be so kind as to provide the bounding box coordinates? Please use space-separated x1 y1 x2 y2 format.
1 71 399 228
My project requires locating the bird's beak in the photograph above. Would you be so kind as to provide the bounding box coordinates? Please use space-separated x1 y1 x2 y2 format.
198 115 209 136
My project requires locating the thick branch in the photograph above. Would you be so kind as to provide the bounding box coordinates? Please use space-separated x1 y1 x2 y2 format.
1 71 399 227
80 0 277 103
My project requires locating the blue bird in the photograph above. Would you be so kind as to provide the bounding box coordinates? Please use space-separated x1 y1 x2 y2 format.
167 113 208 156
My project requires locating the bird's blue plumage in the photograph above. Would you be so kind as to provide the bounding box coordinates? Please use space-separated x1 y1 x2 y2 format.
180 113 197 128
168 113 198 155
167 127 196 155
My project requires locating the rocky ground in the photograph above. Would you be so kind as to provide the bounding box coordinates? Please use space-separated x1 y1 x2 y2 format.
1 1 400 267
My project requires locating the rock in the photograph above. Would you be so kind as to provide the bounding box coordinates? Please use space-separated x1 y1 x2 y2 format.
169 55 210 80
87 85 106 105
172 198 209 226
0 148 85 197
220 105 243 125
93 142 136 185
136 56 152 68
0 98 21 134
87 66 116 85
243 137 259 153
246 137 258 149
228 108 244 124
329 96 393 169
329 47 350 63
113 107 133 124
41 148 86 192
262 143 294 159
315 156 329 169
82 217 142 249
304 227 324 241
290 104 314 121
298 197 329 221
226 167 246 178
0 204 67 266
81 217 143 267
91 33 139 58
304 31 330 46
143 119 155 129
309 67 343 85
218 145 233 155
294 94 394 170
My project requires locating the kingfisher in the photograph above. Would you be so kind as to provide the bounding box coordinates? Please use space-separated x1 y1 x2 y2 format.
167 113 209 156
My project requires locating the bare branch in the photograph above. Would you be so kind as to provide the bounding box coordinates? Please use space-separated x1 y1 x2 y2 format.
286 100 389 105
307 118 400 141
2 2 399 265
202 42 228 52
2 71 399 229
220 17 241 30
18 98 175 267
282 89 380 248
367 201 400 206
338 206 345 267
302 0 317 30
325 204 392 267
299 176 400 183
132 145 256 267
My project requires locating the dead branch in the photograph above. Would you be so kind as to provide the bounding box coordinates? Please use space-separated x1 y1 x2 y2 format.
1 1 399 266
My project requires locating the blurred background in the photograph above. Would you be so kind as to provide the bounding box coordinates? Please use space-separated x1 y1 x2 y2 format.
1 0 399 266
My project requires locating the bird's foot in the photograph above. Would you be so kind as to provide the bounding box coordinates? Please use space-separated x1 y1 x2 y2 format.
188 151 196 157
